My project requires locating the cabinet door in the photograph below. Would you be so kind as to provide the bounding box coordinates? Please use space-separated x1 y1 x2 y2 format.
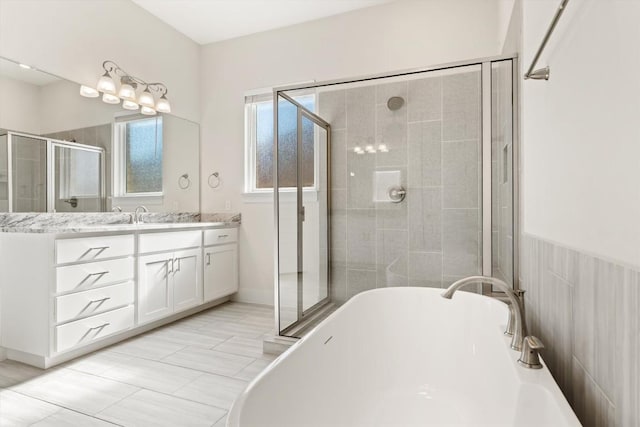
204 244 238 302
138 253 174 324
172 248 202 313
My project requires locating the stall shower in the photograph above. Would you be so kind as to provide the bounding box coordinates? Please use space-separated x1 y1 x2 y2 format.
275 57 516 336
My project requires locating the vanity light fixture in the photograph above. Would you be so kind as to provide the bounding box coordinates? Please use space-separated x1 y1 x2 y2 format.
118 77 137 102
155 95 171 113
102 93 120 104
122 100 140 110
80 60 171 113
140 106 157 116
79 85 99 98
138 88 155 108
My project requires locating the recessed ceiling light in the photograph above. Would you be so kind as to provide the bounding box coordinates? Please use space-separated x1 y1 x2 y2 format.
18 63 32 69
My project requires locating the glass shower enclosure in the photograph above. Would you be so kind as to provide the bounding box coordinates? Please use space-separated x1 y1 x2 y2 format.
274 56 518 337
0 131 105 212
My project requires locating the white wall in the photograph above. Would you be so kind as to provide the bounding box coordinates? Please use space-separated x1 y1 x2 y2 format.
521 0 640 267
0 74 41 134
200 0 505 304
0 0 200 122
38 80 121 135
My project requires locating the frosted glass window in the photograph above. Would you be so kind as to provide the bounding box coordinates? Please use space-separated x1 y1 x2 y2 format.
125 117 163 194
249 95 315 190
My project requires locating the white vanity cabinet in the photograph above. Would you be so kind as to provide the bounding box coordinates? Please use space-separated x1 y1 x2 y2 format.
0 232 136 366
0 223 239 369
137 231 203 324
203 228 239 302
54 234 136 354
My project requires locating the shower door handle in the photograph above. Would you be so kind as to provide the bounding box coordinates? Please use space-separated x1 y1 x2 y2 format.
300 206 305 222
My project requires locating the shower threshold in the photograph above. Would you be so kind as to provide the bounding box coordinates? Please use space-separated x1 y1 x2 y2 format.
264 303 338 355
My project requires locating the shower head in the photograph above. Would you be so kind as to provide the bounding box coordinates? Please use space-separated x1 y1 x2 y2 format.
387 96 404 111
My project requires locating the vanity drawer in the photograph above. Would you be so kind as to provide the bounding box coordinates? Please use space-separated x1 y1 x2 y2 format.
55 305 134 353
204 228 237 246
56 235 134 264
55 281 134 324
138 230 201 253
56 258 134 293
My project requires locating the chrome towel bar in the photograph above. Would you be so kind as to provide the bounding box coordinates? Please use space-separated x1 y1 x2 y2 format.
524 0 570 81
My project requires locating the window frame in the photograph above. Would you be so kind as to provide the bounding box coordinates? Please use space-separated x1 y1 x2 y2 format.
112 115 164 202
243 91 319 202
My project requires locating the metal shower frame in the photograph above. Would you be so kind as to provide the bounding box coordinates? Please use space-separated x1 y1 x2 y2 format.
272 53 521 335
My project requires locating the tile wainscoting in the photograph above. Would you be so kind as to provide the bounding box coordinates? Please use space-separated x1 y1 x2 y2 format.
520 233 639 427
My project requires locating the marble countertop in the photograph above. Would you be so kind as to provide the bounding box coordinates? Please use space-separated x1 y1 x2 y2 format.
0 212 241 234
0 221 239 234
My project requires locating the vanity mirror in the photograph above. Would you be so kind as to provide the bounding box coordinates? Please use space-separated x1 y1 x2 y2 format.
0 56 199 213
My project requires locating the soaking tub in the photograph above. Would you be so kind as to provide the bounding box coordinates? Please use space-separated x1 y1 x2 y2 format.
228 287 580 426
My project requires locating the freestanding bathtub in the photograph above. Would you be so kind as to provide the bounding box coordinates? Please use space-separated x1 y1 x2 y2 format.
228 288 581 426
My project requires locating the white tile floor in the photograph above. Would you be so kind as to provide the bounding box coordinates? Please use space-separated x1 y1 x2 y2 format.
0 302 276 426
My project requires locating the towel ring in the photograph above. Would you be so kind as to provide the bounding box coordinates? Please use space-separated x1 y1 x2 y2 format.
178 173 191 190
208 172 221 189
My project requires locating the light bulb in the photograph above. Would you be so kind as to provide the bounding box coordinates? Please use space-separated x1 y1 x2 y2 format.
102 93 120 104
123 100 139 110
80 85 99 98
378 144 389 153
155 95 171 113
365 145 376 153
141 106 156 115
96 72 116 94
138 88 155 108
118 83 137 102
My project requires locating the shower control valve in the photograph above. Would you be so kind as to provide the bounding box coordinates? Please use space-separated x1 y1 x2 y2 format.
388 186 406 203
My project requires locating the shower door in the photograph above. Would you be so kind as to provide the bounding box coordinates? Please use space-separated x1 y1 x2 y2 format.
8 133 47 212
275 92 331 335
53 143 105 212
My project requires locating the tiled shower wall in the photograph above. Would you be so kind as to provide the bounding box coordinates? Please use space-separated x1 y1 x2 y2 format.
320 69 482 304
520 234 639 427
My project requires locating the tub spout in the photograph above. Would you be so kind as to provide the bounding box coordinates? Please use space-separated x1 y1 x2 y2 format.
442 276 527 353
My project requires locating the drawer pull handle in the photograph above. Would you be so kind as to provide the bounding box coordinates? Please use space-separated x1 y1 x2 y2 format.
80 246 110 259
88 271 109 277
218 234 229 238
89 297 111 304
89 322 110 330
79 322 110 341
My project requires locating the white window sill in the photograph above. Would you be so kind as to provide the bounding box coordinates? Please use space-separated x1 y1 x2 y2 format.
242 190 318 203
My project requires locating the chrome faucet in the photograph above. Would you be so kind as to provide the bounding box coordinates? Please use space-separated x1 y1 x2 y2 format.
111 206 122 212
441 275 544 369
133 206 148 224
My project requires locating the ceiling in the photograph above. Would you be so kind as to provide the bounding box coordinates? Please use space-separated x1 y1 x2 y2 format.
131 0 394 45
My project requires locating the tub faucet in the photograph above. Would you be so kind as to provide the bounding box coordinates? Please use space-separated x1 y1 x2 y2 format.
134 206 148 224
441 276 544 369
